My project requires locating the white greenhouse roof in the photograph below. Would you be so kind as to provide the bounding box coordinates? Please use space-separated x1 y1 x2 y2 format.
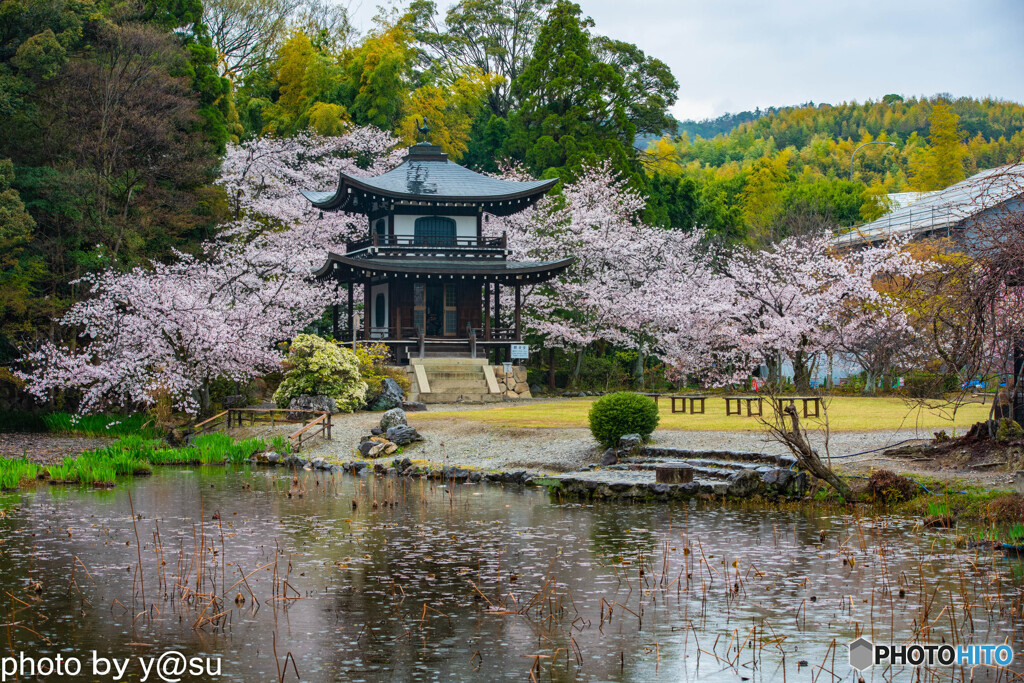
837 163 1024 247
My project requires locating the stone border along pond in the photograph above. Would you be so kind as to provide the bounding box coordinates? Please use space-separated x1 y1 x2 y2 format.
253 407 810 503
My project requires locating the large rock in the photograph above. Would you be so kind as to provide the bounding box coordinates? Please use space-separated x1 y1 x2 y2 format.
288 394 336 419
761 468 794 492
386 425 424 446
367 378 404 411
379 408 407 431
600 448 618 466
617 434 644 457
726 470 763 497
401 401 427 412
530 383 544 395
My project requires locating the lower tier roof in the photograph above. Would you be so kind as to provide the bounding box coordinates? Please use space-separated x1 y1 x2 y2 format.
314 254 574 285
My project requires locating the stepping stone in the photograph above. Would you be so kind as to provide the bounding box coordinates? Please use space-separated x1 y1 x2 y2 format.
655 463 694 484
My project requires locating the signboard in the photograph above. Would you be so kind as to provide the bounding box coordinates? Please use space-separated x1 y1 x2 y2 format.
509 344 530 360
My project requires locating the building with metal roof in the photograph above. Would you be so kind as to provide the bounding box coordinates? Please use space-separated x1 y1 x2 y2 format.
835 163 1024 249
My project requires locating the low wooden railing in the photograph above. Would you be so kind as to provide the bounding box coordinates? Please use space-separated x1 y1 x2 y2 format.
193 408 332 453
347 233 507 252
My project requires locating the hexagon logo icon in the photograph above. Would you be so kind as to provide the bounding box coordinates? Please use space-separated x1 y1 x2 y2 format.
849 637 874 671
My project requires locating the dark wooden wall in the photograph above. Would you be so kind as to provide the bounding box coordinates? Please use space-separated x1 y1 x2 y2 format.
388 280 483 337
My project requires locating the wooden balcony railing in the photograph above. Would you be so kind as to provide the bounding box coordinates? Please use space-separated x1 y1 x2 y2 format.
346 232 507 253
336 326 519 342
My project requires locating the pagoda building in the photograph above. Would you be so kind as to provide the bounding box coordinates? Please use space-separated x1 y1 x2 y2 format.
303 140 573 365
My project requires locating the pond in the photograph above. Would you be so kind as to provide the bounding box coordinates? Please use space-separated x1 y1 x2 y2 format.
0 467 1022 682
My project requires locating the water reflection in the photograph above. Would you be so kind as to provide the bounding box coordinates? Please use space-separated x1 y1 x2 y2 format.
0 468 1021 681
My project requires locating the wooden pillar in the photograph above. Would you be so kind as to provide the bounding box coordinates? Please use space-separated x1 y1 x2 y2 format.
331 303 339 340
347 284 354 340
483 282 491 340
363 282 370 340
494 283 502 363
494 283 501 333
514 283 521 341
548 347 556 391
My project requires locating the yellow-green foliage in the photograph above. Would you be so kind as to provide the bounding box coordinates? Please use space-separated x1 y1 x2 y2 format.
648 96 1024 193
273 334 367 412
996 419 1023 443
354 342 411 397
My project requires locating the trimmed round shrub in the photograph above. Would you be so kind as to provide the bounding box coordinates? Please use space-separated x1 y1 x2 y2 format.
273 334 367 412
588 392 659 448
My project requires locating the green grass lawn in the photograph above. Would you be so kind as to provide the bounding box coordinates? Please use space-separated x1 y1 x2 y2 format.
411 396 993 432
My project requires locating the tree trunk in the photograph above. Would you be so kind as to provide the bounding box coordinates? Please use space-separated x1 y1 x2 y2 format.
792 350 811 393
548 347 556 391
862 369 877 396
571 348 584 388
766 355 780 385
633 350 645 389
780 405 853 501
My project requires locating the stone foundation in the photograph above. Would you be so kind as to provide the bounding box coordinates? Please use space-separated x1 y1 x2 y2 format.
493 364 531 399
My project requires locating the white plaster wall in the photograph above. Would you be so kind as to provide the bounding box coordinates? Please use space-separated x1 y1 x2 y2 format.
393 214 477 238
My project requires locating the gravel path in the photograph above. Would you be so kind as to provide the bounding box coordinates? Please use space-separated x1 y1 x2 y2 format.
235 406 940 476
3 408 1007 487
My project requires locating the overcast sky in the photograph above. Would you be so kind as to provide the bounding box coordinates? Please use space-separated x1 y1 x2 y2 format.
348 0 1024 121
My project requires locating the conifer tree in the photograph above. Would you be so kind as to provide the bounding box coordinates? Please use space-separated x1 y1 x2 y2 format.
906 102 965 191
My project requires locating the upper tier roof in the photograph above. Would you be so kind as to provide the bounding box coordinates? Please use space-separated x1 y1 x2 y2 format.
301 143 557 216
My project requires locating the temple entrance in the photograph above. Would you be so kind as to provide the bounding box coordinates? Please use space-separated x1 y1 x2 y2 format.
413 283 456 337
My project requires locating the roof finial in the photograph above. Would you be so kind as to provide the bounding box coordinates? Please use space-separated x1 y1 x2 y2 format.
417 118 430 143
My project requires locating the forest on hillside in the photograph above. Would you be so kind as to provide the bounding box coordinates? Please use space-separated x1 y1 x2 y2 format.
2 0 1023 372
647 96 1024 241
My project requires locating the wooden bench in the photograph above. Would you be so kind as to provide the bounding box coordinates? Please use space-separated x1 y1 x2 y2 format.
724 395 763 417
670 395 708 414
639 392 661 406
773 396 822 418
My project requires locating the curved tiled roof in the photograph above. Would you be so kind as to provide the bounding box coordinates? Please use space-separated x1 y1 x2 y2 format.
314 254 574 283
302 143 556 215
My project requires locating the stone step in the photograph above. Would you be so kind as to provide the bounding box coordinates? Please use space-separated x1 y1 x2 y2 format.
422 368 485 375
634 448 797 468
427 379 491 392
423 374 487 385
421 392 503 404
412 357 489 366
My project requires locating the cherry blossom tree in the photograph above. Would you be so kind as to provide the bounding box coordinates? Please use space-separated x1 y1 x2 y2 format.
722 232 922 391
20 129 401 414
487 163 748 387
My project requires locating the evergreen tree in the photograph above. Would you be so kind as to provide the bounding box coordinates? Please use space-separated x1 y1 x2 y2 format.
504 0 637 182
